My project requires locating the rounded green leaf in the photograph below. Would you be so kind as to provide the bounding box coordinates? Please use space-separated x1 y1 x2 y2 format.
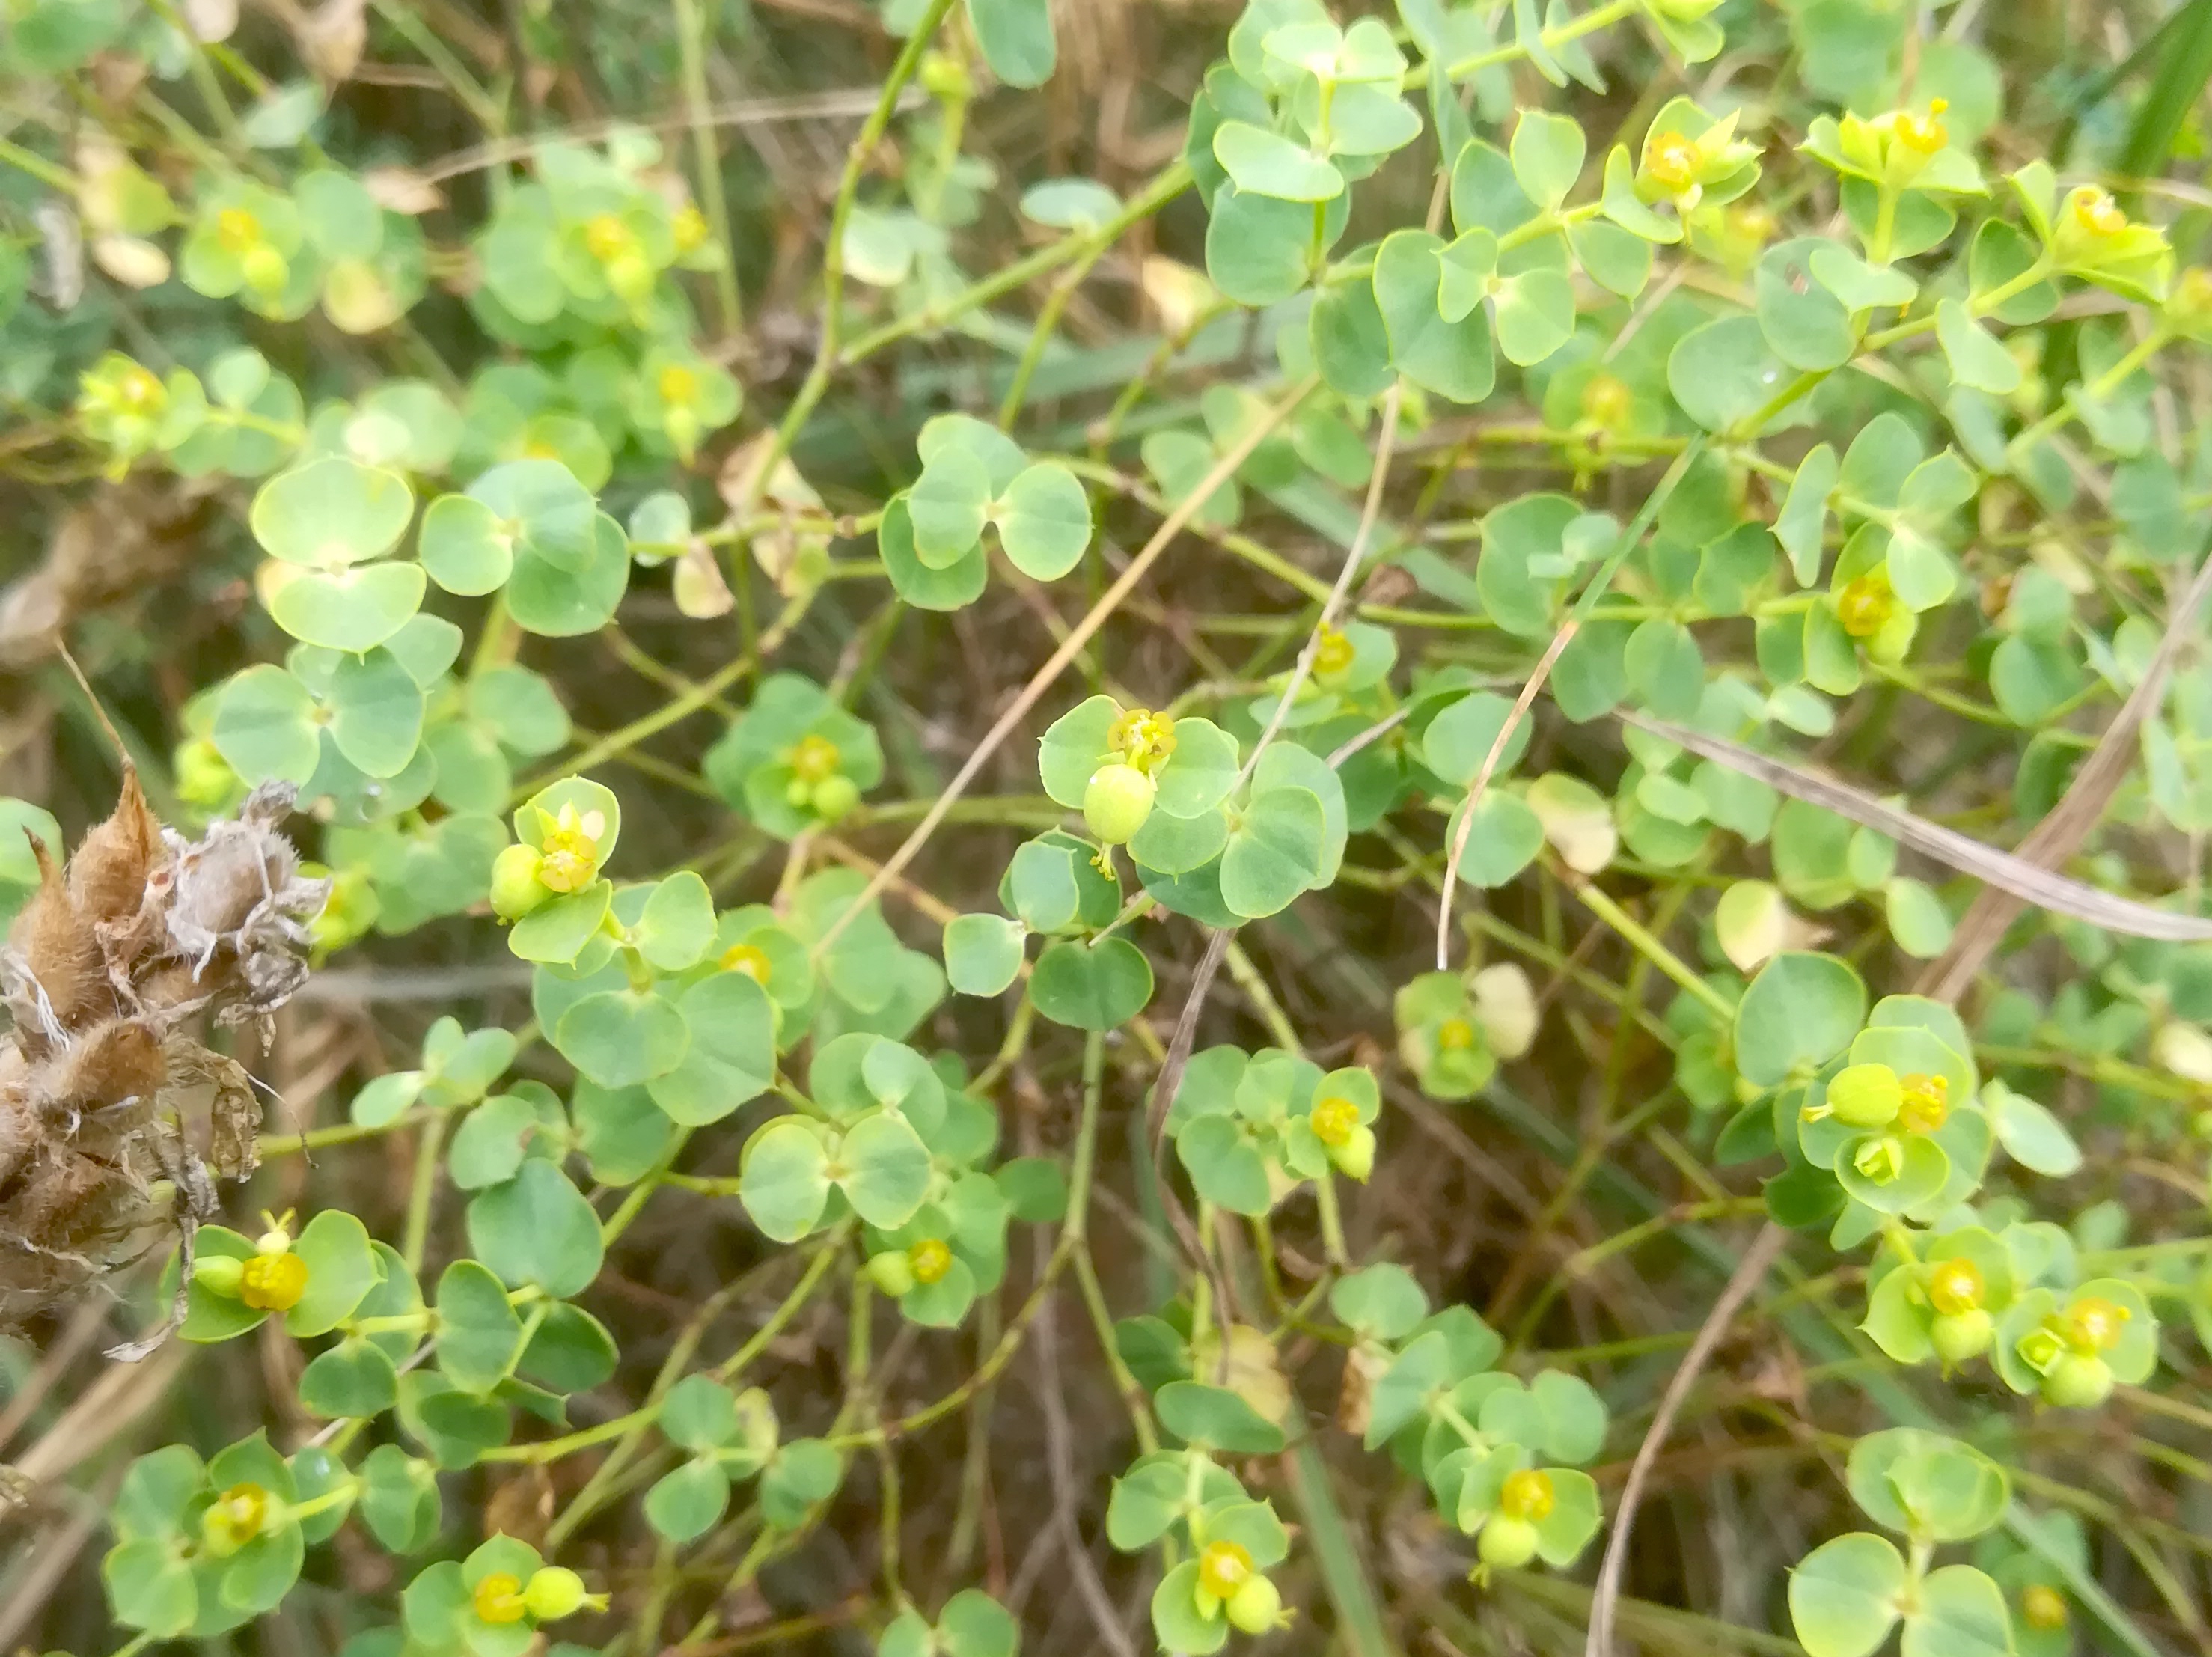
880 495 989 611
327 647 425 779
1030 936 1155 1029
660 1373 739 1450
1221 786 1326 918
1901 1566 2013 1657
285 1209 382 1337
1789 1532 1907 1657
251 456 414 568
1156 1380 1286 1453
212 665 321 785
554 989 690 1089
505 510 629 637
995 461 1092 579
1215 120 1342 201
647 971 777 1125
644 1459 731 1543
465 1160 605 1299
1038 695 1122 808
1734 952 1867 1089
1668 314 1789 433
945 913 1026 996
837 1111 932 1228
908 448 993 567
418 495 514 595
263 561 426 653
739 1119 832 1242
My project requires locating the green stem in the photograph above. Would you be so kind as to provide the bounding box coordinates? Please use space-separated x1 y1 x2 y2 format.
670 0 744 335
1440 0 1637 79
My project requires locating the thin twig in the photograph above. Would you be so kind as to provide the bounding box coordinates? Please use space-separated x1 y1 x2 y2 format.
1585 1221 1788 1657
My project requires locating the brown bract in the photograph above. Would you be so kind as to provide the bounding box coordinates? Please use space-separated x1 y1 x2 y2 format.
0 774 326 1355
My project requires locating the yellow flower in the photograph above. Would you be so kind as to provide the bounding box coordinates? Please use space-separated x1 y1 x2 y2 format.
1836 572 1895 640
1197 1539 1254 1602
536 802 605 894
1643 130 1699 193
1498 1468 1556 1522
2021 1587 2068 1632
721 942 772 982
1893 99 1949 156
1309 1094 1359 1148
657 364 700 407
472 1572 530 1625
200 1482 272 1557
2061 1294 2129 1354
1897 1073 1949 1134
1435 1016 1477 1053
1925 1257 1984 1316
584 213 632 262
671 205 709 254
1108 708 1177 773
2070 189 2129 239
1313 625 1356 678
215 207 260 251
788 733 843 784
239 1251 309 1312
908 1238 953 1285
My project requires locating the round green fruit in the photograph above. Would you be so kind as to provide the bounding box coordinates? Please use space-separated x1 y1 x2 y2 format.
1082 763 1156 845
2041 1352 2113 1409
1477 1515 1540 1569
1225 1574 1283 1635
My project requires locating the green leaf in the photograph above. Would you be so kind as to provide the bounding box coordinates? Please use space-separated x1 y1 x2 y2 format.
945 913 1026 996
1176 1114 1271 1213
1205 184 1315 308
418 495 513 595
1155 718 1239 817
1735 952 1866 1088
760 1438 843 1528
263 561 426 653
1214 120 1342 201
1030 936 1154 1029
967 0 1055 88
661 1373 739 1450
1156 1379 1286 1453
326 647 424 778
251 457 413 567
1221 786 1327 917
1777 443 1838 585
1509 108 1584 210
1836 1133 1950 1214
1570 217 1652 297
635 871 715 971
1789 1532 1906 1657
1758 238 1855 370
1492 266 1575 367
995 462 1092 579
837 1111 932 1227
644 1459 731 1543
435 1259 525 1394
909 448 992 566
1373 229 1495 403
1330 1263 1429 1340
286 1209 382 1337
739 1119 832 1242
554 989 689 1089
1310 275 1396 398
1669 314 1788 432
1937 299 2020 395
1152 1560 1228 1656
1902 1566 2014 1657
504 510 629 638
1985 1083 2081 1177
879 496 987 611
648 971 777 1125
1422 692 1532 784
465 1161 605 1299
1812 242 1919 311
213 665 322 785
1884 878 1955 959
510 883 614 966
104 1538 198 1635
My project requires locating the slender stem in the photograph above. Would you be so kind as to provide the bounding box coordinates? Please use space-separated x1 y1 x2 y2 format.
670 0 744 335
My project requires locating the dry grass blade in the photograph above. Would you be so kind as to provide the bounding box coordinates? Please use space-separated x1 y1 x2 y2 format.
1617 712 2212 943
1918 537 2212 996
1584 1220 1788 1657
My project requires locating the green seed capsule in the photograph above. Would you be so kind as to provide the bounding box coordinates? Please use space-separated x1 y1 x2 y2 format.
489 843 551 921
810 773 860 823
1930 1307 1993 1365
1477 1514 1540 1569
864 1251 916 1298
522 1566 590 1621
2041 1352 2114 1409
1327 1122 1376 1182
1826 1063 1903 1128
1083 763 1156 845
241 244 290 296
1225 1574 1283 1635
